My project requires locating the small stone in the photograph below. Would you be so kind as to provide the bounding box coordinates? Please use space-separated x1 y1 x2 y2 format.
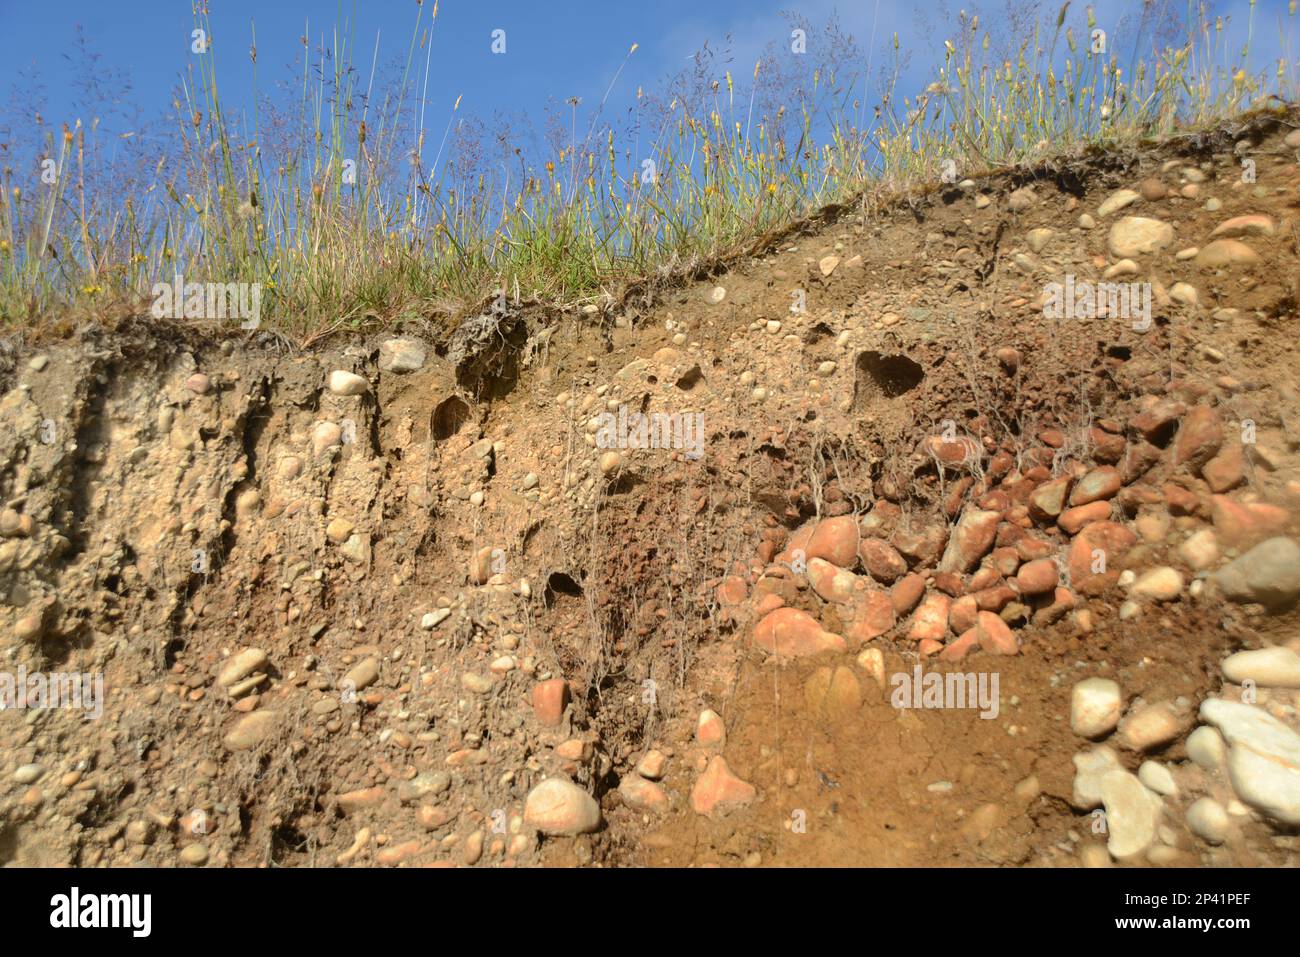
327 370 368 396
1098 769 1164 859
636 750 668 780
1108 216 1173 258
619 775 669 812
222 710 280 751
343 657 380 691
1116 701 1185 752
378 338 427 372
1137 761 1177 796
1185 797 1229 845
1130 566 1184 602
1195 239 1259 269
217 648 268 689
13 764 44 785
696 709 727 746
1211 537 1300 610
1097 189 1140 218
179 844 210 866
1221 646 1300 688
1186 726 1227 769
1071 678 1122 738
524 778 601 835
691 756 756 816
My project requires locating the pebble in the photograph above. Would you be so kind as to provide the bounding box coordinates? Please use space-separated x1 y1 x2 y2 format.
1199 698 1300 824
1098 769 1163 859
1186 797 1230 845
690 756 756 816
421 608 451 630
1137 760 1177 796
217 648 268 689
1097 189 1140 217
1212 537 1300 610
1186 726 1226 769
1108 216 1173 258
327 370 369 396
222 710 280 751
13 764 44 785
179 844 210 866
378 338 427 372
1129 566 1184 601
1221 646 1300 688
1071 678 1122 738
1116 701 1184 751
524 777 601 835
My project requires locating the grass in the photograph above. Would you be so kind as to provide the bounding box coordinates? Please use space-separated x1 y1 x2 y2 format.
0 0 1296 341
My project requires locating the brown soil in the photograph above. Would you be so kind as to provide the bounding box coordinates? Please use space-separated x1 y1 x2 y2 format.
2 111 1299 869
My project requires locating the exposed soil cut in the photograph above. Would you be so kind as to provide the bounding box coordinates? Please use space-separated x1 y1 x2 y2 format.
2 113 1300 868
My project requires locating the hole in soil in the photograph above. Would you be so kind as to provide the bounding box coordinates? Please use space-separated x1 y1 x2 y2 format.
432 396 471 440
854 350 925 402
544 572 584 609
675 365 703 390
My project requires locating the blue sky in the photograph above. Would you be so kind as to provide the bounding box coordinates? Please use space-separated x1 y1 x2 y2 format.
0 0 1292 179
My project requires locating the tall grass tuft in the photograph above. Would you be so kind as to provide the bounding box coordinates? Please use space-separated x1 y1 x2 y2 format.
0 0 1295 338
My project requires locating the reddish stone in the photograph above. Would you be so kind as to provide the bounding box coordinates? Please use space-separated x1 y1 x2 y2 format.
1069 466 1122 506
532 678 570 727
949 595 979 634
1016 536 1055 562
1172 405 1223 469
753 607 846 657
939 629 980 662
973 585 1016 611
1058 500 1112 534
933 571 965 596
1067 521 1138 595
1014 558 1058 596
987 451 1015 481
1029 476 1073 522
943 476 975 518
975 611 1018 655
891 525 949 568
845 590 896 643
922 434 984 470
691 756 756 817
858 538 908 583
753 592 785 616
1129 399 1186 443
907 593 951 642
977 489 1011 511
1162 483 1202 516
716 576 748 605
890 573 927 614
1210 495 1290 549
989 547 1020 577
778 515 860 569
1089 427 1126 464
807 557 861 604
1038 429 1066 449
1202 442 1244 493
939 509 1001 573
1121 440 1164 484
918 638 945 658
968 566 1000 591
